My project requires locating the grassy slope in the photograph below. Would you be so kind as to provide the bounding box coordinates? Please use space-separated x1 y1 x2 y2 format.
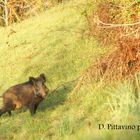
0 0 140 140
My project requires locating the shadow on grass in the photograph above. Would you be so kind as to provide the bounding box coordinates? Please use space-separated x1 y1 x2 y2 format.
38 82 75 111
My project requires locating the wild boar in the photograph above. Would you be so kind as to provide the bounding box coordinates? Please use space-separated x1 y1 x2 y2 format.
0 73 49 116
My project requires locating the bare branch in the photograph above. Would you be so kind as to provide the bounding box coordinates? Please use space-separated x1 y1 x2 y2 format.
94 16 140 28
4 0 8 26
121 28 140 37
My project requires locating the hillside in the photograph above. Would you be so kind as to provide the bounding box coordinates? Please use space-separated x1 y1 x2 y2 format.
0 0 140 140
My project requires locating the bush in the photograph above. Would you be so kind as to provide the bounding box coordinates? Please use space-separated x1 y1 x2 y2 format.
0 0 65 26
83 0 140 81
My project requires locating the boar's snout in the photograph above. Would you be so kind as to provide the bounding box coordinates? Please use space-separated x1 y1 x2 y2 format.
42 87 49 98
42 92 47 98
38 85 49 99
46 86 49 94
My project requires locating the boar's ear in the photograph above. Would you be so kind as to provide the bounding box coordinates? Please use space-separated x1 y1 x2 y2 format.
29 77 36 85
39 73 46 83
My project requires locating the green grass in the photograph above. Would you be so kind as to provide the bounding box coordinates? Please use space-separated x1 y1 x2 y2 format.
0 0 140 140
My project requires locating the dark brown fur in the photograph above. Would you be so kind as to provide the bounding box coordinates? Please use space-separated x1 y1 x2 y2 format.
0 73 49 116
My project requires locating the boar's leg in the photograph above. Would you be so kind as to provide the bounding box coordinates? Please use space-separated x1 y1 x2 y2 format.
8 111 12 116
0 102 16 117
0 107 7 116
0 107 12 116
33 104 39 114
29 103 39 116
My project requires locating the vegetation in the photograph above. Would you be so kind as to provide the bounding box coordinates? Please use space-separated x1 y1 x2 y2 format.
0 0 140 140
0 0 64 26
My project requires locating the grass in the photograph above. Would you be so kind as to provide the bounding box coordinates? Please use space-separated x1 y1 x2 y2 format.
0 0 140 140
